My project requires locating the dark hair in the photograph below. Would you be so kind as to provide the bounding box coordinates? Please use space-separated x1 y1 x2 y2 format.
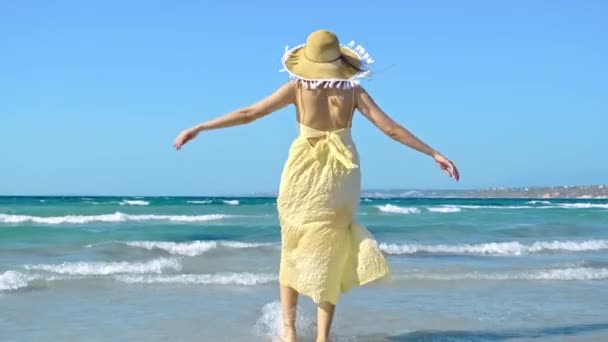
340 55 364 73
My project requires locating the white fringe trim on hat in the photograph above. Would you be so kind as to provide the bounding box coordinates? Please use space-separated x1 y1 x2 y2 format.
279 41 374 89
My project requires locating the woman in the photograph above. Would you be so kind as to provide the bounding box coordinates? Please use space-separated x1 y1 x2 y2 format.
174 30 459 342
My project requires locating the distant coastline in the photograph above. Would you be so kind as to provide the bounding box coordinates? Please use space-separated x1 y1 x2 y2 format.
2 185 607 199
247 185 608 199
357 184 608 199
256 184 608 199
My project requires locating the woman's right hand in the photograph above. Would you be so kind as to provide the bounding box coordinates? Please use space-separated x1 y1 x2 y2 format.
433 152 460 181
173 128 199 150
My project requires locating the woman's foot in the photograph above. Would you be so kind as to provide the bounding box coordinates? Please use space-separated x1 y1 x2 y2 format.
282 326 296 342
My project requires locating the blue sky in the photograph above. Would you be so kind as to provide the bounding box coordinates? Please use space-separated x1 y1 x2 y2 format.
1 1 606 196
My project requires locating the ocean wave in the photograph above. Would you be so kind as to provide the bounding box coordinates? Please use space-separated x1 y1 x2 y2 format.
220 241 274 248
380 239 608 256
123 240 274 256
550 203 608 209
377 204 538 213
526 200 552 204
0 212 232 225
400 267 608 281
186 200 213 204
0 270 30 291
426 206 462 213
185 199 240 205
119 200 150 206
376 204 420 214
116 272 276 286
451 204 534 209
437 203 608 210
24 258 181 275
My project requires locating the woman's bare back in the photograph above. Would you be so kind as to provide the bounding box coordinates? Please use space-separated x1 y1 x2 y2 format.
295 85 356 132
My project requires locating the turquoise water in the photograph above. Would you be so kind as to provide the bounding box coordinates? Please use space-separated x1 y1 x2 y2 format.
1 196 608 341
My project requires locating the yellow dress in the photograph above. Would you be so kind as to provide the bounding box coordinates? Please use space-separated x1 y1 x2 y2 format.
277 89 391 305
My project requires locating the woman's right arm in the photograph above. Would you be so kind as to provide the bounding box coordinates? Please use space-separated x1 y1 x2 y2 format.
356 86 460 181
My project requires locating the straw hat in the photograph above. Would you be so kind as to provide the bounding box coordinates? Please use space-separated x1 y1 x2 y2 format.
281 30 374 89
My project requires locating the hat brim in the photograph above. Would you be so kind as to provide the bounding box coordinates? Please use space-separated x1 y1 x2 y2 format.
281 41 374 88
283 45 363 81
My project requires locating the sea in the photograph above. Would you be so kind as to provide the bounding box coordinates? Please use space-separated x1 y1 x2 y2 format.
1 196 608 341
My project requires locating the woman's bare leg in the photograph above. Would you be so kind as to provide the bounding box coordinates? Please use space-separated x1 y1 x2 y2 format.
316 301 335 342
280 285 299 342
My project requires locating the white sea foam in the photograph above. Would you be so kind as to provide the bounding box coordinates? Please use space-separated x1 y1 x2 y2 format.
187 200 213 204
219 241 274 248
119 200 150 206
380 239 608 256
440 203 608 210
456 205 534 209
426 206 462 213
401 267 608 281
523 267 608 280
123 240 273 256
527 200 552 204
550 203 608 209
253 301 316 341
377 203 554 212
223 200 240 205
24 258 181 275
0 212 231 225
0 270 30 291
376 204 420 214
116 272 277 286
125 241 217 256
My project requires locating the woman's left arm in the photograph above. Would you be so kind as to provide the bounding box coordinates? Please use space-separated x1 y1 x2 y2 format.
174 82 296 150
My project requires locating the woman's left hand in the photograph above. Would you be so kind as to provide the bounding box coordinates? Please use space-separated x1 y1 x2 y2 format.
173 128 199 150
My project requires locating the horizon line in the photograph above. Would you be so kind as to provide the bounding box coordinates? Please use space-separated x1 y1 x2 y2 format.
1 184 606 198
